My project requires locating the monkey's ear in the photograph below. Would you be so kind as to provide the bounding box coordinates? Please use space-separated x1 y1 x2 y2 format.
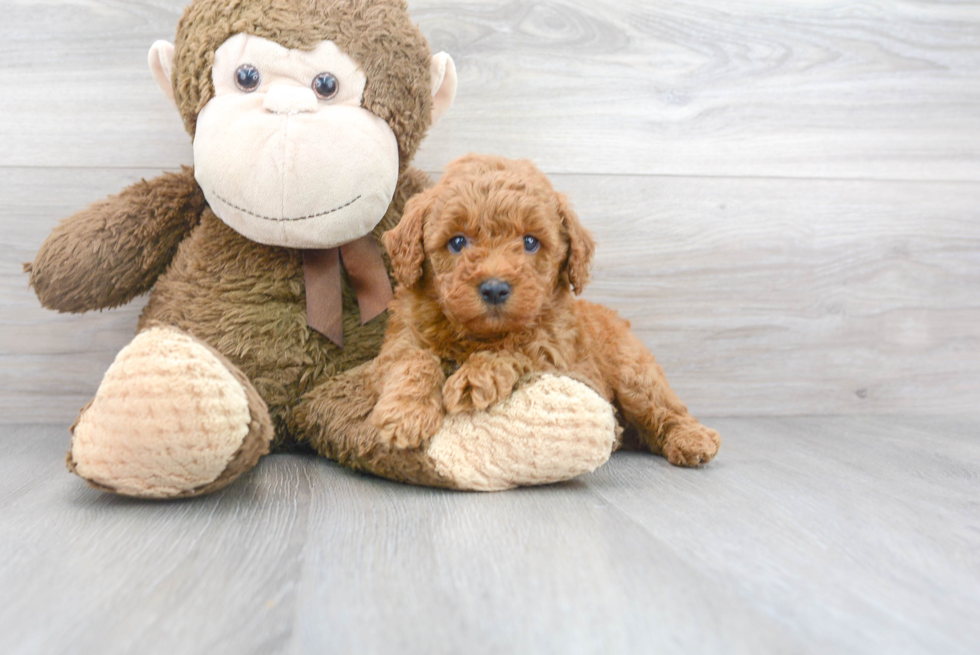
557 193 596 295
430 53 457 126
148 40 176 106
384 190 435 289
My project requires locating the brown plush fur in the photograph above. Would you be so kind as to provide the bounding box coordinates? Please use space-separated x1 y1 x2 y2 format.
294 363 457 487
29 0 438 454
367 154 721 466
27 167 206 313
139 168 429 448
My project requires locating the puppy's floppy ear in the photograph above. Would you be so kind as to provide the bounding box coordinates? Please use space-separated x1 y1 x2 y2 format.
384 189 434 289
557 193 595 295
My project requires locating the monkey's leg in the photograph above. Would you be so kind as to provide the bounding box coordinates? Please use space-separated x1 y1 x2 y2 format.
68 324 273 498
295 369 617 491
608 331 720 467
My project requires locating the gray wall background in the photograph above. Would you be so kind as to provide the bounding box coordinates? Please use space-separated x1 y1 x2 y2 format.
2 0 978 421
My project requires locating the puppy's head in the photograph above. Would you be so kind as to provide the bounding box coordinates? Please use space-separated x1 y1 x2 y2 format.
384 154 595 337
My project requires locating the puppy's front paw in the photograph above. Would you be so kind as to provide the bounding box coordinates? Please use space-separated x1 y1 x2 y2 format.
662 422 721 467
443 353 523 413
370 398 444 449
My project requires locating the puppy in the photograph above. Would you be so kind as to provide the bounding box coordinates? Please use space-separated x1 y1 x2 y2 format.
368 154 720 467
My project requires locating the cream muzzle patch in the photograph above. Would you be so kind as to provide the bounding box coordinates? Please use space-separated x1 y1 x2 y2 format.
193 34 399 249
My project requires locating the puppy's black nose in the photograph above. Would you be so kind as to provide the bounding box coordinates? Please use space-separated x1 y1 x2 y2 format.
479 279 511 306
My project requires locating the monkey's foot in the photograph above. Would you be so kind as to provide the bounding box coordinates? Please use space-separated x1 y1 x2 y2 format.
426 374 617 490
68 325 273 498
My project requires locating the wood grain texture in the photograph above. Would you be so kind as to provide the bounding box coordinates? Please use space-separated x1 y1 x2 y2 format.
3 0 979 419
1 417 978 654
1 168 152 423
5 167 978 421
0 427 315 655
1 1 979 179
3 2 979 653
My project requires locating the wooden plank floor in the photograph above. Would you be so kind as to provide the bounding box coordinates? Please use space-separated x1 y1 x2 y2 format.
1 417 978 654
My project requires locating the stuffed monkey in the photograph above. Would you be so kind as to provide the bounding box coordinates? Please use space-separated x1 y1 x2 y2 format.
28 0 617 498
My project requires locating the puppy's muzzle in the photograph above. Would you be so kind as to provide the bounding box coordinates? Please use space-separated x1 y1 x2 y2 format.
479 278 511 306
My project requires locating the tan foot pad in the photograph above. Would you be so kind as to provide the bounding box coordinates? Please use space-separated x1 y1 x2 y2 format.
426 374 617 491
70 327 257 498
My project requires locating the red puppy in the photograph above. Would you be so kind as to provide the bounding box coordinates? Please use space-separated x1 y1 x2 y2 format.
369 154 720 467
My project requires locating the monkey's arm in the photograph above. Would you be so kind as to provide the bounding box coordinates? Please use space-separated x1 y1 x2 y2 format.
27 167 206 313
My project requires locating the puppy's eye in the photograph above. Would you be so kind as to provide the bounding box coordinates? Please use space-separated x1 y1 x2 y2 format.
448 235 468 254
523 236 540 253
313 72 339 99
235 64 261 92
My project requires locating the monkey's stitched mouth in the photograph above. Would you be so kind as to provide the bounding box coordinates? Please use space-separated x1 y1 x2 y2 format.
212 192 362 222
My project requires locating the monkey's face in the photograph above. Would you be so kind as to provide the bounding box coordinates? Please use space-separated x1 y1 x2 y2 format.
189 34 399 249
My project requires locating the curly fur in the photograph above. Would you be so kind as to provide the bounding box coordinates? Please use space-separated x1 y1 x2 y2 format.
370 154 721 466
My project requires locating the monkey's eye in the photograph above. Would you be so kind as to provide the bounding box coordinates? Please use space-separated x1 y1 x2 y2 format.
313 72 339 99
447 235 468 254
235 64 261 92
523 236 540 253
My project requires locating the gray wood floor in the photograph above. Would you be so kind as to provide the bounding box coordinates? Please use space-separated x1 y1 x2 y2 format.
2 0 979 653
2 417 979 655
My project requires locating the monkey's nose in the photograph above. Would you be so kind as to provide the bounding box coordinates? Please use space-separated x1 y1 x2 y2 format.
263 85 319 114
479 279 512 306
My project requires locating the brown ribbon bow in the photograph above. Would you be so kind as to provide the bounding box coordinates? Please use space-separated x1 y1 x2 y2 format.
302 234 393 348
